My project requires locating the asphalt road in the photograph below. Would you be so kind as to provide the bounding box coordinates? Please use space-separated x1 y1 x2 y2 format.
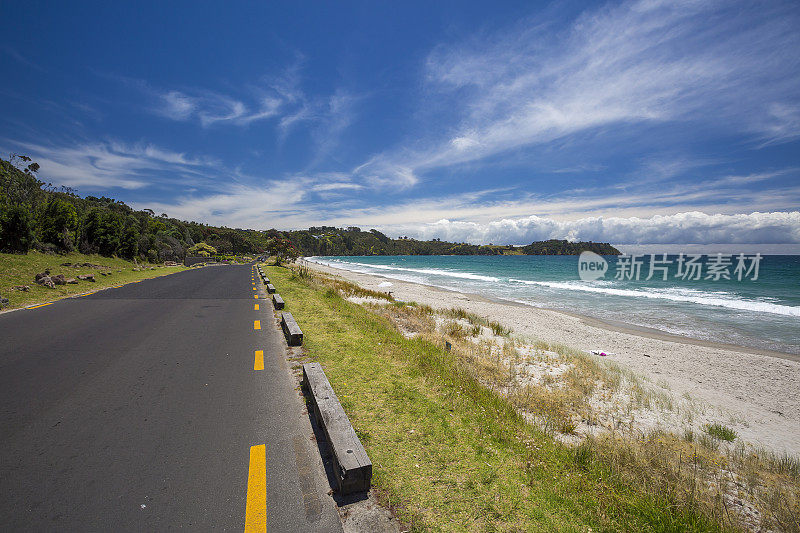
0 264 342 532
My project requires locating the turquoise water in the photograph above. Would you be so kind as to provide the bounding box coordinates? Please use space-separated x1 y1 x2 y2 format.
308 255 800 354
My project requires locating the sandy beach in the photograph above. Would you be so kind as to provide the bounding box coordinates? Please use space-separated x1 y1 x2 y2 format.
306 260 800 457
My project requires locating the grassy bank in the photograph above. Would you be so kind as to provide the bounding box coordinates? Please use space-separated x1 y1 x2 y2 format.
265 263 725 532
0 251 188 309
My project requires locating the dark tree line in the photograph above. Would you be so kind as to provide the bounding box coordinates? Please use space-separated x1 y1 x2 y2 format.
280 227 620 256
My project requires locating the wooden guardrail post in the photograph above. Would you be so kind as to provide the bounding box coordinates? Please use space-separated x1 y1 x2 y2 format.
302 362 372 494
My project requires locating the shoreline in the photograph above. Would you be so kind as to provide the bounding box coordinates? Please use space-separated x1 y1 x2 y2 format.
309 258 798 361
305 259 800 456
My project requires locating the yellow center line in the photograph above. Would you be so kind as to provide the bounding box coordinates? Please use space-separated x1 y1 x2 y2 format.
254 320 261 330
26 302 54 309
253 287 256 290
254 304 259 310
254 295 258 299
244 444 266 531
254 350 264 371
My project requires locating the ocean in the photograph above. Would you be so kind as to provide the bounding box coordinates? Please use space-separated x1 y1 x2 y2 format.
307 254 800 355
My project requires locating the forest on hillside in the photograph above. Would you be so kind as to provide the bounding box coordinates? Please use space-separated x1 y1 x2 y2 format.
0 156 620 260
283 227 620 256
0 156 273 261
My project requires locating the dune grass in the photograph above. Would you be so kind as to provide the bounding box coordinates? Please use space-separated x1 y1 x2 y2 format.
0 251 188 309
266 263 725 532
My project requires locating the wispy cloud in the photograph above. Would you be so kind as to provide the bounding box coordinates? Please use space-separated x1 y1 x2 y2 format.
3 139 216 190
352 0 800 186
141 58 357 137
142 180 313 229
1 45 44 72
155 87 283 127
312 182 363 192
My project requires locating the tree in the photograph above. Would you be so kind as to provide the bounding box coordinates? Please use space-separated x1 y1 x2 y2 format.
0 204 35 253
266 237 300 265
187 242 217 257
40 198 78 251
83 208 123 255
118 226 140 258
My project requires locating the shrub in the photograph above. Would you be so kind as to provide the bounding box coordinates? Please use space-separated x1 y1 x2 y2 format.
188 242 217 256
488 320 511 336
704 423 737 442
443 320 467 339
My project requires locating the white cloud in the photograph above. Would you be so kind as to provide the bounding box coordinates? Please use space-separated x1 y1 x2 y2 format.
450 136 481 151
143 180 311 229
142 177 800 245
312 182 363 192
392 211 800 246
156 89 282 128
351 156 419 189
135 159 800 243
160 91 197 120
757 103 800 147
353 0 800 185
147 59 309 128
4 139 215 190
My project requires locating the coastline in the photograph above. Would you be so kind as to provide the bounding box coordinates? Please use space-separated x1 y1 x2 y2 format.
305 259 800 456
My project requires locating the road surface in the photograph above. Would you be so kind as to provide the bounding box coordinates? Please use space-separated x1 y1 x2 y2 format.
0 264 341 532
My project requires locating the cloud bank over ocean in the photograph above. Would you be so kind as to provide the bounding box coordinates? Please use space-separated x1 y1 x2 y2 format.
388 212 800 248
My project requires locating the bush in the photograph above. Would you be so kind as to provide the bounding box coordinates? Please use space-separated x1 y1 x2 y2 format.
488 320 511 336
704 423 737 441
443 320 467 339
188 242 217 256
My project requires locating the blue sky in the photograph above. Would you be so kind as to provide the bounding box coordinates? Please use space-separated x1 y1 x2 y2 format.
1 0 799 248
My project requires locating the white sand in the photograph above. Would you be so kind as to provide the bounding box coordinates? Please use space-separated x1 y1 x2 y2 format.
307 260 800 457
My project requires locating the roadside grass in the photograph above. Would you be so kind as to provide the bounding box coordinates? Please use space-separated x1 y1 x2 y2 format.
371 300 800 532
0 251 188 309
266 264 724 532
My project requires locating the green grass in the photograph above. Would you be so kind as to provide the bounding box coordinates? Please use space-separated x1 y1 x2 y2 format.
704 423 738 442
0 251 188 309
267 264 726 532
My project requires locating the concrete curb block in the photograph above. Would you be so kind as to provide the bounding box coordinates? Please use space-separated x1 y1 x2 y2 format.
280 312 303 346
302 362 372 495
266 283 276 294
272 293 285 310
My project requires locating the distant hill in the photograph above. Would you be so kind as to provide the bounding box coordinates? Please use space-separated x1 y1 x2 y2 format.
282 227 620 256
519 239 620 255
